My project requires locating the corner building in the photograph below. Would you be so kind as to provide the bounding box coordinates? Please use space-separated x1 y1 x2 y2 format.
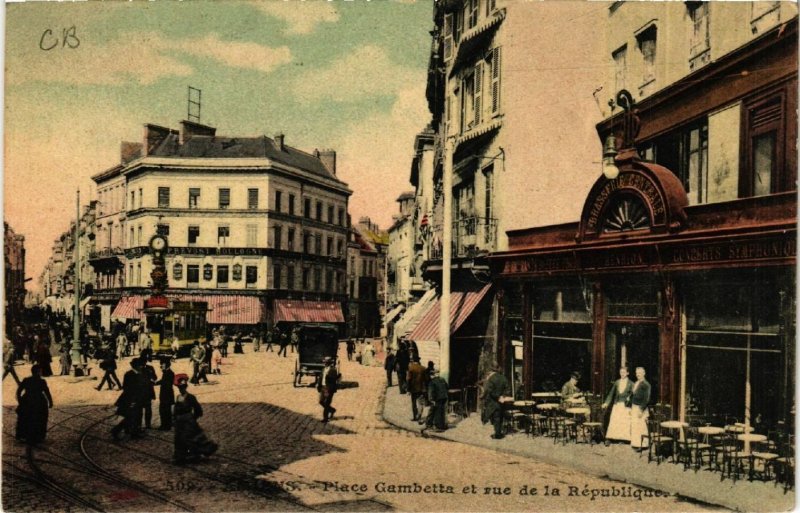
492 4 797 430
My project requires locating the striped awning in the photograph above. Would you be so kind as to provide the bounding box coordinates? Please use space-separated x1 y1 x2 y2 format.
274 300 345 323
111 294 266 324
409 284 492 341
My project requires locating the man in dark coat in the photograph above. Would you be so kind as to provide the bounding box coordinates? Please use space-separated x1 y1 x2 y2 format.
396 342 410 394
142 357 158 429
111 358 147 440
317 357 339 423
422 367 449 434
481 365 510 439
406 356 426 421
346 338 355 361
383 350 396 387
156 359 175 430
189 341 206 385
95 346 122 391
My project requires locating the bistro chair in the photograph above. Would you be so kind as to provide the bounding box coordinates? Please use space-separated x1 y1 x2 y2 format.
774 435 795 492
644 418 673 465
719 433 752 482
549 415 577 445
676 426 713 472
750 431 782 482
578 399 605 445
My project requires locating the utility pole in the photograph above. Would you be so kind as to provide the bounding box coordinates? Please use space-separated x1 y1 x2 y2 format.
439 137 454 383
73 189 81 346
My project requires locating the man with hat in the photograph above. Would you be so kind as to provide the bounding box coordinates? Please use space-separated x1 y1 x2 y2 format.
317 357 339 423
422 366 449 434
155 358 175 430
482 363 510 440
111 358 147 440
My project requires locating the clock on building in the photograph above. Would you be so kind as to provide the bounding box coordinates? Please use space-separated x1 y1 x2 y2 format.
149 234 168 257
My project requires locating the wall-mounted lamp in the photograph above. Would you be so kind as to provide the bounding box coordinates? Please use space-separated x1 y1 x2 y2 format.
602 135 619 180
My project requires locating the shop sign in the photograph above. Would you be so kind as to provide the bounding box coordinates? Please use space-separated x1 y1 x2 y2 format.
502 255 578 274
667 236 796 265
145 295 169 309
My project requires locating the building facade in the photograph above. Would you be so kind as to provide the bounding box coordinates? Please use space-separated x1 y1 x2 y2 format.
493 5 797 429
88 121 351 329
4 223 27 333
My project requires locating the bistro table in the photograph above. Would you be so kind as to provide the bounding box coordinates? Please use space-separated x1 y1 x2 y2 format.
566 407 590 419
531 392 561 401
725 424 755 434
697 425 725 443
660 420 689 459
536 403 560 412
737 433 768 479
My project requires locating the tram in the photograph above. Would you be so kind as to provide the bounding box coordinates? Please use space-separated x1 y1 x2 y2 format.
143 297 208 356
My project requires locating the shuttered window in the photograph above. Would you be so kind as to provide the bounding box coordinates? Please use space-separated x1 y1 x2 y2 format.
474 62 483 125
248 189 259 209
490 47 502 114
219 188 230 209
444 13 454 63
158 187 170 208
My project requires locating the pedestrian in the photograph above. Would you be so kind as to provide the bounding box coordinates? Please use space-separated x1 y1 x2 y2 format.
202 341 213 380
383 350 396 387
58 343 71 376
3 338 21 385
142 356 158 429
172 374 218 464
211 345 222 375
116 331 128 359
406 356 426 422
422 366 448 434
15 364 54 445
318 357 339 423
220 328 229 358
233 331 244 354
629 367 651 452
96 347 123 391
264 327 275 352
189 340 206 385
602 367 634 443
111 358 147 440
155 359 175 431
252 329 261 352
290 327 299 354
34 340 53 377
396 341 410 394
361 340 374 366
277 331 289 358
346 338 355 361
481 364 510 440
171 336 180 358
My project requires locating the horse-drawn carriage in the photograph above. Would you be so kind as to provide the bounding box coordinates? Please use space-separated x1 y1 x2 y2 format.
293 323 340 387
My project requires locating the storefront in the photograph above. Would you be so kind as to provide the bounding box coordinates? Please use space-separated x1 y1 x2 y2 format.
492 157 795 430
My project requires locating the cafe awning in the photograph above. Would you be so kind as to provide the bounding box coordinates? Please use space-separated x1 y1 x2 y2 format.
111 296 143 320
409 284 492 341
274 299 345 323
111 294 266 324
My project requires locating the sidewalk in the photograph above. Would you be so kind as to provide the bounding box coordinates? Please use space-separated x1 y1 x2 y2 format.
381 385 794 513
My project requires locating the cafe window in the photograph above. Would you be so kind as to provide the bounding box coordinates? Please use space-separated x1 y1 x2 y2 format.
158 187 170 208
219 188 230 209
187 265 200 288
531 281 593 392
245 266 258 288
217 265 229 288
741 90 791 198
684 270 791 430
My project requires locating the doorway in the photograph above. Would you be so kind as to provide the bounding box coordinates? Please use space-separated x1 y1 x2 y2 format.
605 323 659 398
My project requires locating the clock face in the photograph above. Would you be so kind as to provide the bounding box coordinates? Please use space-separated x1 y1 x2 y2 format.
151 236 167 251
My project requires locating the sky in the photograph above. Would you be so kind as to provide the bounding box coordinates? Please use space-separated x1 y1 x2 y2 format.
4 0 433 291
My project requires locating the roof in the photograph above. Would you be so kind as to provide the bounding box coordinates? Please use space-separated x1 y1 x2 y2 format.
147 133 341 183
397 191 415 201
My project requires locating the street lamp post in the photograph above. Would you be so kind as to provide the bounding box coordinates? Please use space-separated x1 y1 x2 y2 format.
73 189 81 347
439 136 454 383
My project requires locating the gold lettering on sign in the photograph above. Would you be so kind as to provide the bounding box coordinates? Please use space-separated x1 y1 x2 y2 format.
586 172 665 232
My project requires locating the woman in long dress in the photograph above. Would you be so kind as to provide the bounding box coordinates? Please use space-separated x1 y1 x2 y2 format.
16 364 54 445
173 374 218 464
602 367 633 442
629 367 651 451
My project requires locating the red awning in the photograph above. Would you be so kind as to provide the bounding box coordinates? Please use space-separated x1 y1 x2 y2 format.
274 300 345 323
409 284 492 341
111 294 266 324
111 296 144 319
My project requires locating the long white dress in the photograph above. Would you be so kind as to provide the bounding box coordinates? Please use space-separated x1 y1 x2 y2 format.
629 381 649 449
605 379 632 441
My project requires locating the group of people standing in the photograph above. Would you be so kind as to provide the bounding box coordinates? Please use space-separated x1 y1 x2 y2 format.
602 366 652 450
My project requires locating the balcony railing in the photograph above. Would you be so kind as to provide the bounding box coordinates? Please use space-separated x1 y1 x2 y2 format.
88 247 124 260
428 217 498 260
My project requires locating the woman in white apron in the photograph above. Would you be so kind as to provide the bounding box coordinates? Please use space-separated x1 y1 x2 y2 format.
602 367 633 442
629 367 651 451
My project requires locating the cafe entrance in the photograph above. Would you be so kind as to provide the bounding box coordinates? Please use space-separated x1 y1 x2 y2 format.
605 322 660 396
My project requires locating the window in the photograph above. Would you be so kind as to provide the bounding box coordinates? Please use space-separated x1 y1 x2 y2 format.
326 237 333 256
138 188 143 208
246 266 258 288
187 265 199 288
232 264 242 281
156 224 170 237
218 226 230 246
273 265 282 289
327 205 334 224
637 25 657 85
189 188 200 209
337 239 344 257
326 270 333 293
129 227 134 246
158 187 170 208
742 93 787 198
461 70 476 132
338 207 345 226
612 45 627 94
315 233 322 255
173 263 183 281
273 225 282 250
188 226 200 246
287 228 295 252
486 0 496 16
362 260 367 277
316 200 323 221
688 2 710 69
219 188 230 209
275 190 282 212
246 224 258 247
466 0 478 29
484 164 494 220
303 231 311 254
443 13 454 63
488 47 502 115
217 265 229 288
287 265 295 290
130 191 135 210
314 268 321 291
751 1 780 34
304 198 311 218
288 194 295 215
137 226 143 245
302 268 310 290
137 263 141 285
248 189 259 209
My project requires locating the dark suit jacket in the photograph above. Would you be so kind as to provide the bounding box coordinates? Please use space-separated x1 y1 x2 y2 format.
482 371 509 423
604 378 633 406
631 379 651 409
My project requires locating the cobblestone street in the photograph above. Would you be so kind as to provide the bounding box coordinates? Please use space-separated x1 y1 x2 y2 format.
3 344 721 512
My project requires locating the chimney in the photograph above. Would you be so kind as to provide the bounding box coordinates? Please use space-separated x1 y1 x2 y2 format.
120 141 143 164
143 124 175 156
317 149 337 176
179 120 216 145
274 132 285 151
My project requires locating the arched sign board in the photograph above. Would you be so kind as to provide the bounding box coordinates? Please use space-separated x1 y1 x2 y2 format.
577 159 689 243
